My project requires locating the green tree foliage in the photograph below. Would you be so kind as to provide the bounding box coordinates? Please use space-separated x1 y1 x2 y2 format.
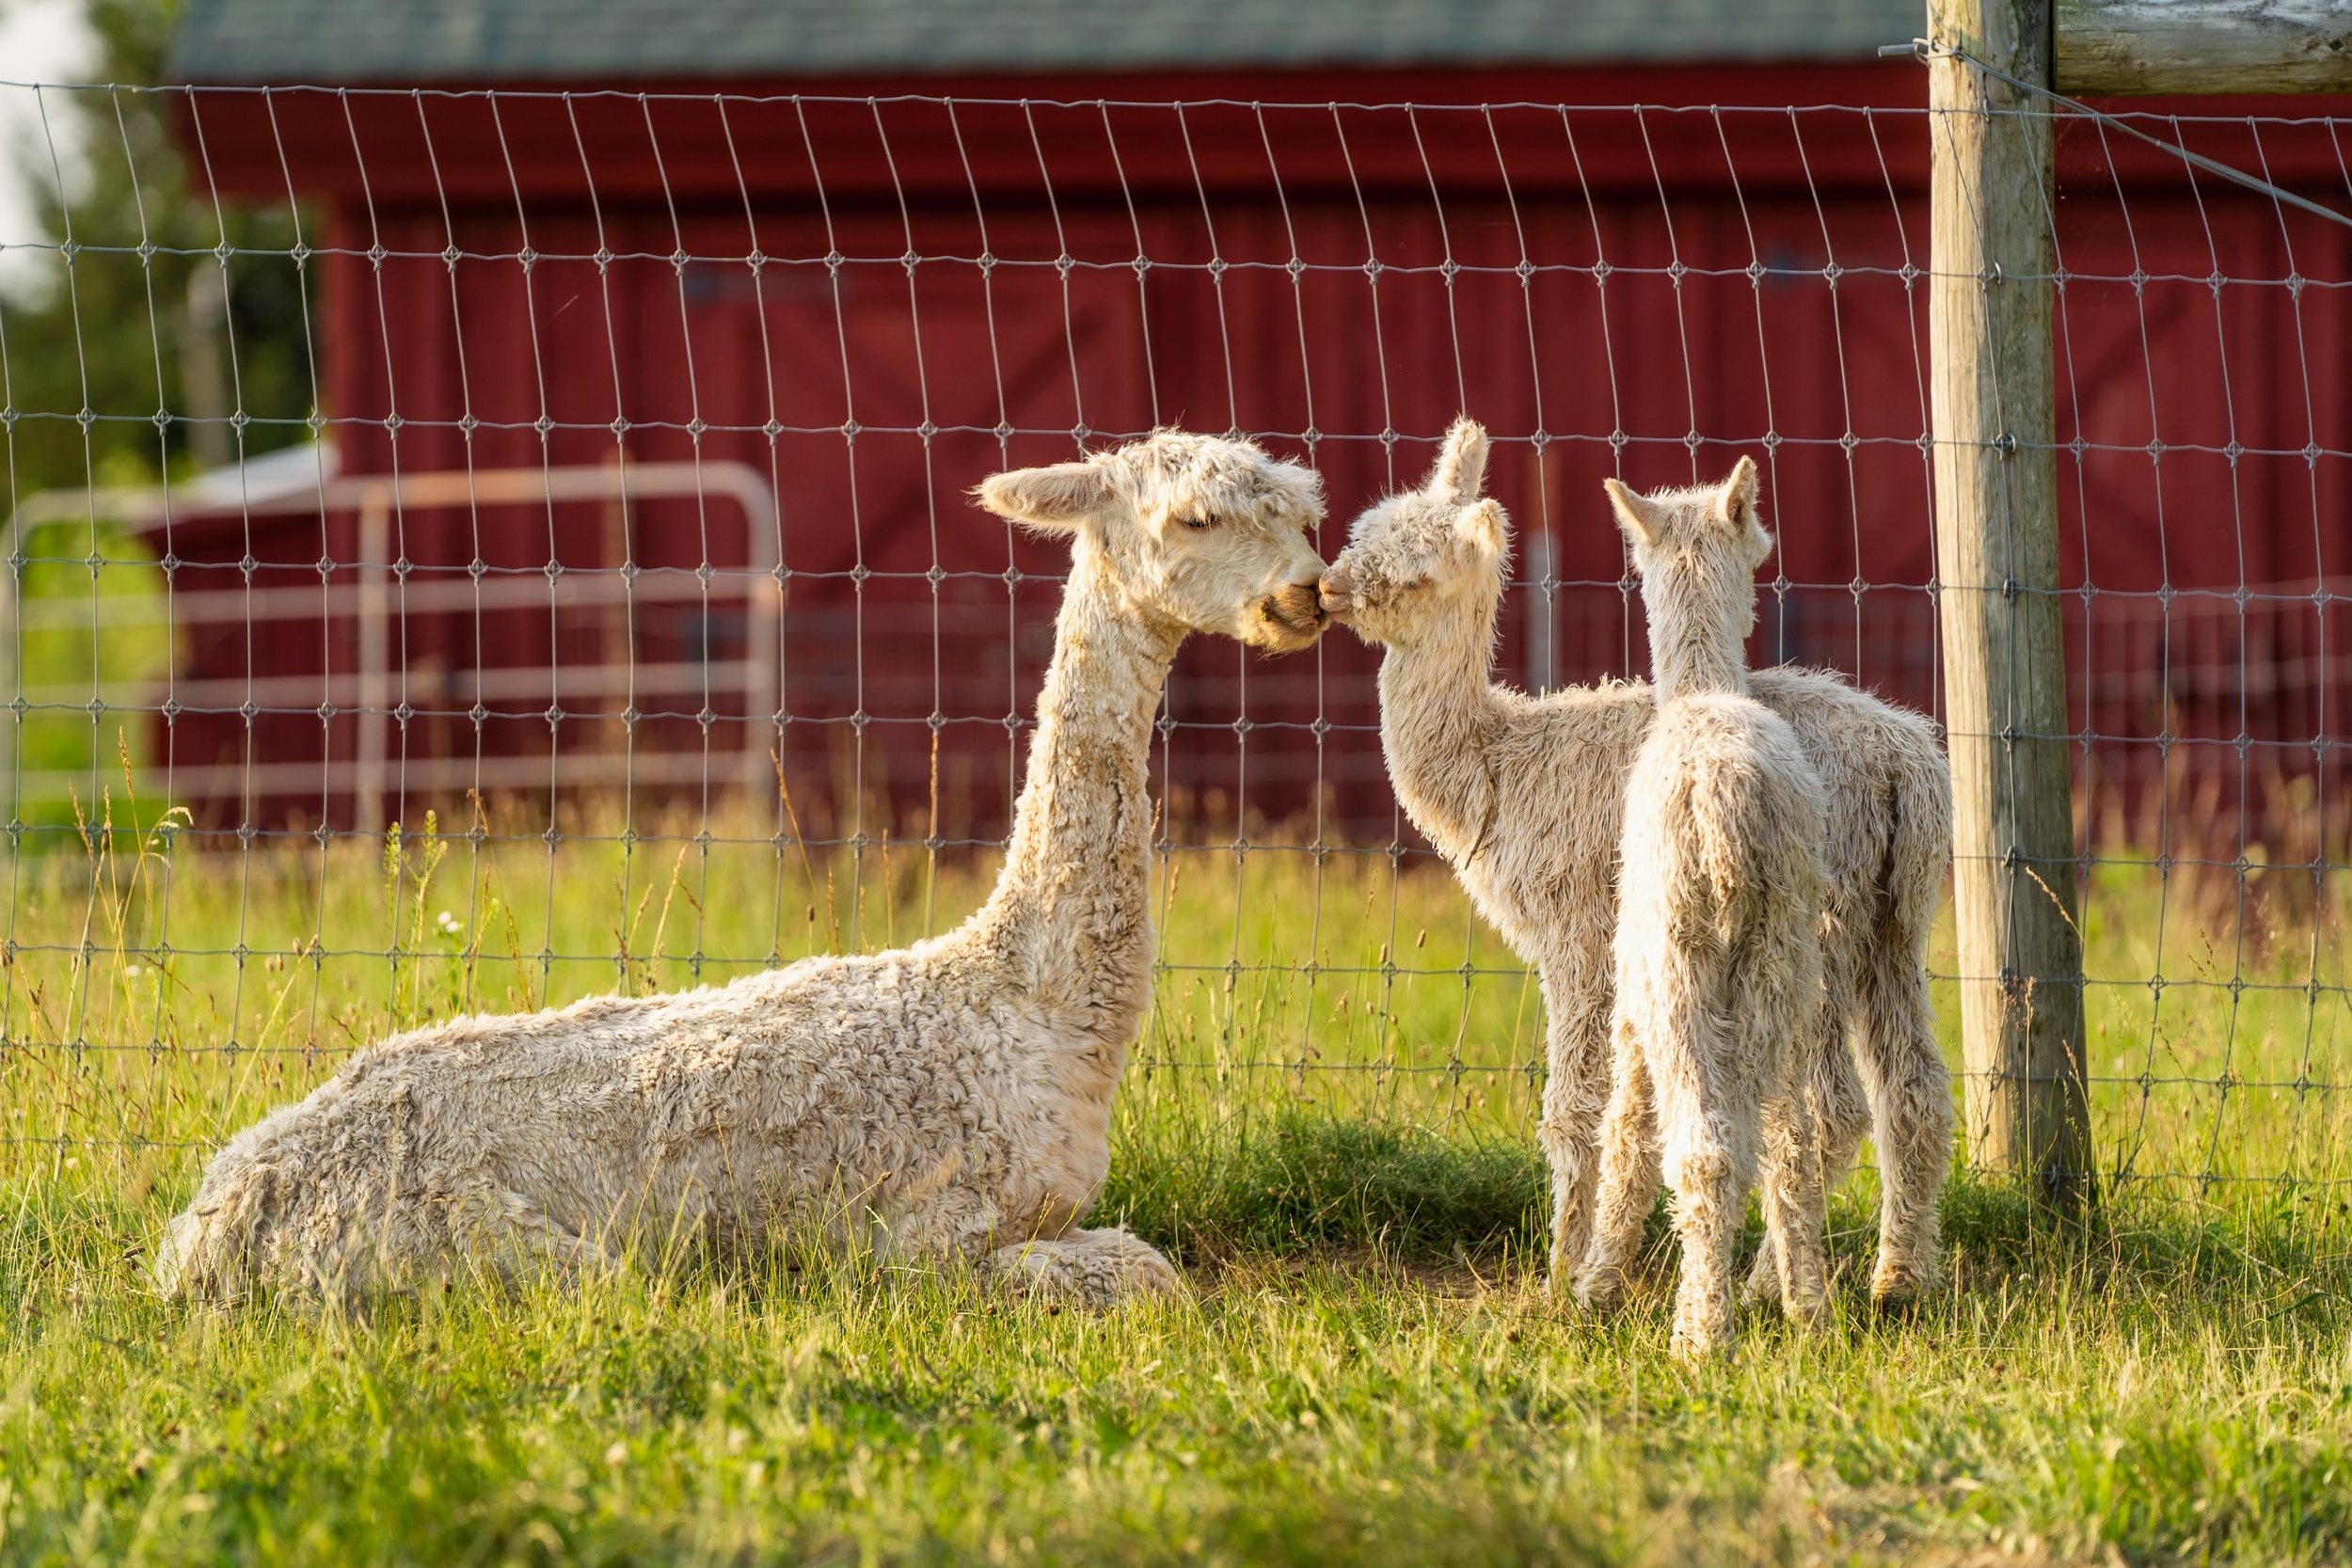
1 0 314 500
0 0 314 834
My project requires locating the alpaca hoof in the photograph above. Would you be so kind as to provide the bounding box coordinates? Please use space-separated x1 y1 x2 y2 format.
1741 1250 1781 1307
1571 1269 1629 1318
1668 1297 1736 1364
1869 1257 1937 1315
1868 1279 1923 1319
988 1229 1187 1308
1777 1291 1831 1330
1118 1247 1187 1303
1061 1252 1185 1309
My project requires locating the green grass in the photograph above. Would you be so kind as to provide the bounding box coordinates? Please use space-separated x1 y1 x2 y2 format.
4 1169 2350 1566
1 782 2350 1563
2 519 173 836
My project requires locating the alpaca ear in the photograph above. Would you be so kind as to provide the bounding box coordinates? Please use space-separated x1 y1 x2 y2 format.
1714 456 1772 566
1602 477 1663 548
1715 456 1760 532
974 461 1114 533
1272 461 1327 523
1427 418 1489 504
1455 498 1509 557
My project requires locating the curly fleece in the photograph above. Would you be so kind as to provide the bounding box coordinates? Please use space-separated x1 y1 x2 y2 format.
155 430 1329 1308
1324 421 1953 1309
1575 458 1829 1362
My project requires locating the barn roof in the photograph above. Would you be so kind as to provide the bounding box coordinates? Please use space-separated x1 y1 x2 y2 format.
169 0 1919 85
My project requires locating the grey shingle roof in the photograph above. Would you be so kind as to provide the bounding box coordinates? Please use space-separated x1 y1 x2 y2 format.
169 0 1921 84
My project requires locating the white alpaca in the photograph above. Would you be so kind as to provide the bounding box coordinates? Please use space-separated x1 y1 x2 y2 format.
155 431 1330 1307
1572 460 1829 1361
1319 420 1953 1307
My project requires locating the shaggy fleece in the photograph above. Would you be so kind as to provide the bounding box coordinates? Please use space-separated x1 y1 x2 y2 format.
1321 422 1952 1308
1577 458 1830 1361
156 430 1329 1307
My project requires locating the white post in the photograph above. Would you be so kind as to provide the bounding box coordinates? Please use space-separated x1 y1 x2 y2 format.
356 490 390 835
1523 528 1557 696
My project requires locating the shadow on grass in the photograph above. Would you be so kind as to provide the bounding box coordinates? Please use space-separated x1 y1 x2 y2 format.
1938 1174 2352 1308
1106 1112 1547 1268
18 1114 2352 1326
1105 1112 2352 1305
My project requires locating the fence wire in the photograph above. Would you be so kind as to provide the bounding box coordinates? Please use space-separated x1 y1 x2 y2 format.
1 83 2347 1199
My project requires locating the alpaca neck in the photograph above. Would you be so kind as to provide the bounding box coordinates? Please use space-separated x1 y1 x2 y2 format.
1375 583 1504 863
962 541 1183 1049
1644 576 1751 702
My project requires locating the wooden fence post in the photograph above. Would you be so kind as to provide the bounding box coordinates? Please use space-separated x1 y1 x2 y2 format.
1928 0 2097 1207
2057 0 2352 96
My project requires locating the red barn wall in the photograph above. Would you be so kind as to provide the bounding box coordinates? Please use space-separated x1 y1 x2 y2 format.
162 80 2352 856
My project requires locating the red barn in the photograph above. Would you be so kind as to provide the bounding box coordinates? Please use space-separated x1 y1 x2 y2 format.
157 1 2352 853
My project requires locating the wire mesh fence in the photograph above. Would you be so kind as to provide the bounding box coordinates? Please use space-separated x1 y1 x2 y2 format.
2 81 2349 1201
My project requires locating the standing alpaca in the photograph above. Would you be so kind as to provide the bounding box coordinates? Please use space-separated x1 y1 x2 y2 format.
157 431 1329 1307
1318 420 1952 1307
1573 461 1828 1360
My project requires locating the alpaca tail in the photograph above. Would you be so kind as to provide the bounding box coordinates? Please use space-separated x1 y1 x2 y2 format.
1883 735 1954 936
1859 731 1958 1299
1693 744 1829 950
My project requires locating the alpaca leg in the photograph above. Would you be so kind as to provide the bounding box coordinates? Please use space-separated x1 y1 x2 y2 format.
887 1190 1184 1307
1756 1085 1829 1326
1808 1018 1874 1205
263 1190 596 1303
1660 1101 1751 1365
1745 1009 1867 1302
1855 948 1955 1305
1648 1000 1760 1365
485 1196 625 1290
359 1186 620 1297
1590 928 1751 1356
1539 986 1613 1293
1575 1014 1660 1312
983 1227 1184 1307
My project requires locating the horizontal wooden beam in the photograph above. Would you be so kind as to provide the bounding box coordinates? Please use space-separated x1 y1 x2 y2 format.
2058 0 2352 93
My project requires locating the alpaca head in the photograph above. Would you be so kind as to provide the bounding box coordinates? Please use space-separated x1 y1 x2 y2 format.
976 430 1328 652
1317 417 1510 647
1600 456 1772 650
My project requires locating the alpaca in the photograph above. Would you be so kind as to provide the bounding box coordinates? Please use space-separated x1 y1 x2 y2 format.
155 431 1331 1307
1318 420 1952 1307
1572 460 1829 1360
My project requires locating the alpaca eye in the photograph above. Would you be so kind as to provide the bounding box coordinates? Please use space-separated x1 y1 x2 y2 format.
1181 514 1219 531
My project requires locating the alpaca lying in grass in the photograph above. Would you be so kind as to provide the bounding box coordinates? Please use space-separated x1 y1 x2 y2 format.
1573 461 1830 1360
1319 420 1952 1306
157 431 1331 1307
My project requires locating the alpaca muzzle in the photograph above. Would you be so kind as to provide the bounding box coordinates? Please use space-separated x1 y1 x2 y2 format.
1316 567 1355 621
1259 580 1327 640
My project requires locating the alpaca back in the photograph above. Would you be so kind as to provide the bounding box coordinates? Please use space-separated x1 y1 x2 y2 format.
1614 693 1827 1082
1604 458 1828 1039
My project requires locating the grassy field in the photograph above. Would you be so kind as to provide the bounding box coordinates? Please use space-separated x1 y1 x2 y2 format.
1 783 2350 1564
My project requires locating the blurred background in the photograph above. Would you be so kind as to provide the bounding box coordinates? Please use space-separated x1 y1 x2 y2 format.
0 0 2347 1192
5 0 2343 863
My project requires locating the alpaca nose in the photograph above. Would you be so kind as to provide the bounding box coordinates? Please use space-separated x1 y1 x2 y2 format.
1317 568 1354 619
1262 579 1326 632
